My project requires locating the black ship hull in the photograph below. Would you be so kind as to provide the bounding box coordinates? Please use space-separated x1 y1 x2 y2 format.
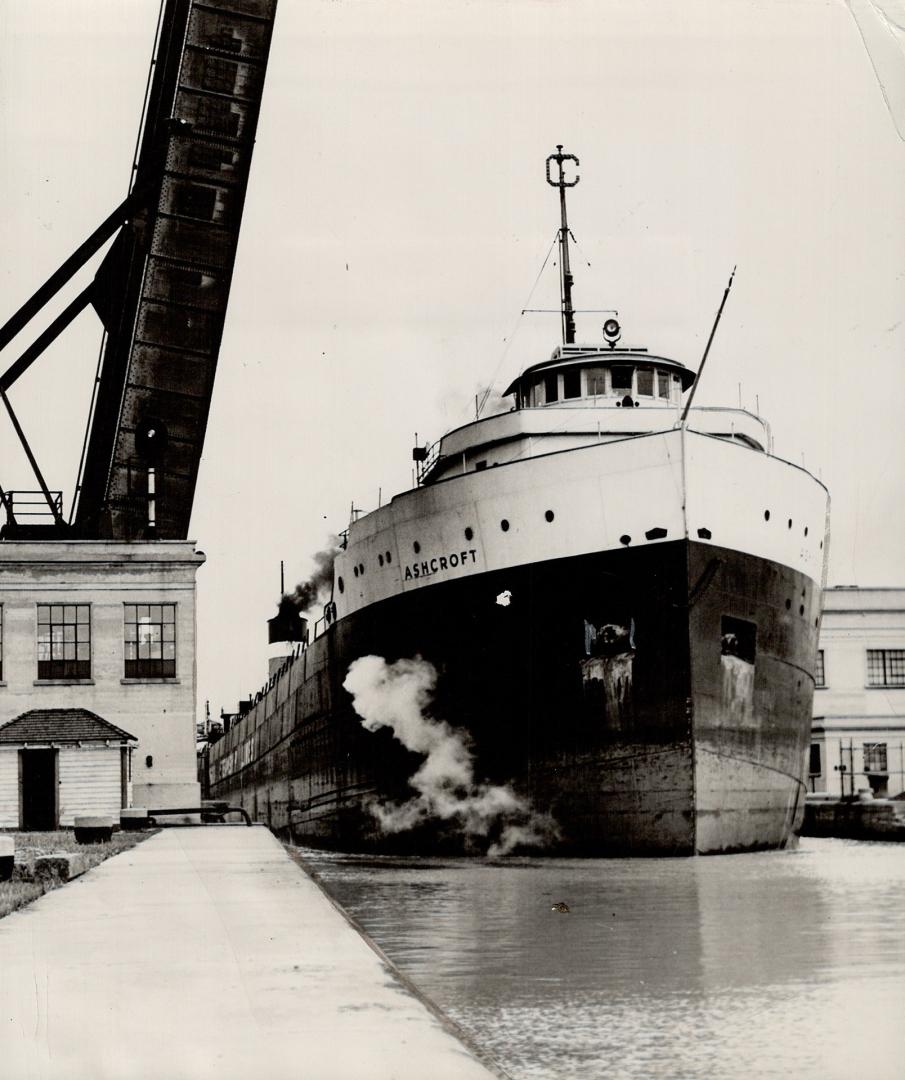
207 538 820 855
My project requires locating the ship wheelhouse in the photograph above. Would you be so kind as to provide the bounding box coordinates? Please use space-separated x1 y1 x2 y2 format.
420 342 770 485
510 345 694 410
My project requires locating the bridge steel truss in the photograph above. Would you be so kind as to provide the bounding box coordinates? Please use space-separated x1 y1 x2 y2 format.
0 0 278 540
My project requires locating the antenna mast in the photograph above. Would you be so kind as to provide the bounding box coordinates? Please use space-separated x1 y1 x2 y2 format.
681 267 737 423
546 146 580 344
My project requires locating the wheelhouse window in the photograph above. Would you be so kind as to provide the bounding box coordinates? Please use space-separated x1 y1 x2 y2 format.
658 371 671 399
866 649 905 687
611 366 633 391
544 373 559 403
125 604 176 678
637 368 654 396
563 369 581 399
37 604 91 680
0 604 3 680
586 368 607 397
815 649 825 688
809 743 821 776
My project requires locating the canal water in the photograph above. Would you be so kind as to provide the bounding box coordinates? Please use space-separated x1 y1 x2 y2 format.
300 838 905 1080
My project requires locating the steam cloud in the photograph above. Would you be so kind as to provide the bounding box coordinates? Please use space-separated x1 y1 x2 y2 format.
343 655 558 855
286 537 341 612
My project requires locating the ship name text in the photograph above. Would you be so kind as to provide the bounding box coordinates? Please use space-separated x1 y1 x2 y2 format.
404 549 478 581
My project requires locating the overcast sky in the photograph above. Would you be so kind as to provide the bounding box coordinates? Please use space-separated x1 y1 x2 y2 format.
1 0 903 718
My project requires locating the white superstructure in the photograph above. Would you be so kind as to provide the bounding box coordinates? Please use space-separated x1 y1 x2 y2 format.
331 344 828 621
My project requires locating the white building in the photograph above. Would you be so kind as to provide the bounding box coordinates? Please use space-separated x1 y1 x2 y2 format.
810 587 905 799
0 540 204 828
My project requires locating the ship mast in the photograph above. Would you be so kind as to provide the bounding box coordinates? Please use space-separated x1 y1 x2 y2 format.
546 145 580 345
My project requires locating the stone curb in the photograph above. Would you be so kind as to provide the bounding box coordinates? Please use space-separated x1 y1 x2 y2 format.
12 858 35 883
33 853 89 884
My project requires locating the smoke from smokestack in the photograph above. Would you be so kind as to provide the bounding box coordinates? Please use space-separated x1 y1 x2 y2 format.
285 537 341 613
476 385 513 418
343 655 558 855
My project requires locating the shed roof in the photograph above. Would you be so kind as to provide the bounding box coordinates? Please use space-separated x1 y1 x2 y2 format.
0 709 137 746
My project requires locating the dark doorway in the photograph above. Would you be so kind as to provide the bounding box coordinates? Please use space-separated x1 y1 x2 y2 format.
20 749 58 830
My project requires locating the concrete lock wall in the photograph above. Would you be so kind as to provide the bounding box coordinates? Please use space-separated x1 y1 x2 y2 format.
0 541 204 812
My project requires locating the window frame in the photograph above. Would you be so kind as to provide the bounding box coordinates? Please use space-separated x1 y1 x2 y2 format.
863 742 888 774
36 603 92 681
124 602 177 680
586 367 609 398
866 648 905 688
611 365 634 392
636 367 655 397
562 368 582 400
815 649 826 688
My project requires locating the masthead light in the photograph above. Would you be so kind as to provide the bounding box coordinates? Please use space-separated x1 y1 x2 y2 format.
603 318 621 347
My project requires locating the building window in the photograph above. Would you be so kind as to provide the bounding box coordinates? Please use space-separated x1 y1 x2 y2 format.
125 604 176 678
815 649 825 687
866 649 905 687
863 742 888 774
809 743 821 776
37 604 91 680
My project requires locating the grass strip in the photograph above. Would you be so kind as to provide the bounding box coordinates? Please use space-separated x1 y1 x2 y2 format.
0 829 155 919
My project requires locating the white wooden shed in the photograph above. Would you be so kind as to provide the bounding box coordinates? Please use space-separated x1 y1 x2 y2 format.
0 709 137 829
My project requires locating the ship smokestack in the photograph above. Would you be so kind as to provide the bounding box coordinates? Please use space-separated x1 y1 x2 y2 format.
267 596 307 676
268 596 308 645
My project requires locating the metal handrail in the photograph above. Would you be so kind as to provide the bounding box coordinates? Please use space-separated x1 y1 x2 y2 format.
5 490 64 519
148 804 253 826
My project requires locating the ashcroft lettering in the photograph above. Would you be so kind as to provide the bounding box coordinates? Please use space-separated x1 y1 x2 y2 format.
404 549 478 581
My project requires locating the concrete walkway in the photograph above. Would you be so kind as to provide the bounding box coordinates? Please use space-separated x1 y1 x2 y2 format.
0 827 504 1080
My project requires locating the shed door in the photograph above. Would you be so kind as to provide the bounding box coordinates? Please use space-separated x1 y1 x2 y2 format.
20 749 58 831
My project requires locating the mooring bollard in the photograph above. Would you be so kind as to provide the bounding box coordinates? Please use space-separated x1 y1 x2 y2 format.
120 808 149 831
74 815 114 844
0 836 13 882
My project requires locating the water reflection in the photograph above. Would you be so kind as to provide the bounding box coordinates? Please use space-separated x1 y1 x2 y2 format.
302 840 905 1080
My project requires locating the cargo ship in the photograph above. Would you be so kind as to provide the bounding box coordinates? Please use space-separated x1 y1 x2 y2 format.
205 149 829 855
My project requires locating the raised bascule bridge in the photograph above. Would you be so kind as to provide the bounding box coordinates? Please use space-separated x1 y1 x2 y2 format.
0 1 277 828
